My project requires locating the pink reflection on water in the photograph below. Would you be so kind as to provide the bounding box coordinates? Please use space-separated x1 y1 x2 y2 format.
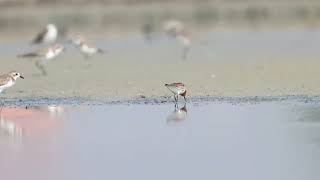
0 106 64 140
0 106 66 180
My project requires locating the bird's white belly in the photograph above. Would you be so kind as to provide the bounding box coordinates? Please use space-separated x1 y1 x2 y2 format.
46 51 55 59
82 46 96 54
46 49 62 60
167 86 184 95
0 80 14 93
44 29 57 43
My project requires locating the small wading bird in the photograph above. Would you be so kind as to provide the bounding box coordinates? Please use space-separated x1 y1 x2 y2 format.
165 82 187 102
0 71 24 109
18 44 65 76
163 19 191 60
69 36 105 59
176 31 191 60
0 71 24 94
31 24 58 45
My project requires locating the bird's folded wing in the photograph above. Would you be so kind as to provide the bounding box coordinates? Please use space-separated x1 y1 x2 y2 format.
0 75 11 86
32 28 48 44
18 48 47 58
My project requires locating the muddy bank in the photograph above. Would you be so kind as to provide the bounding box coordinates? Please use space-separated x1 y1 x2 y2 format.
1 95 320 107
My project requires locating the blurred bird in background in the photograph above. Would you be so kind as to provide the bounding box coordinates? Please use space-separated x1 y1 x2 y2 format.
18 44 65 76
31 24 58 45
163 19 191 60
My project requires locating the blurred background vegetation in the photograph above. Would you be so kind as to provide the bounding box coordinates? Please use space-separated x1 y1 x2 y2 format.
0 0 320 38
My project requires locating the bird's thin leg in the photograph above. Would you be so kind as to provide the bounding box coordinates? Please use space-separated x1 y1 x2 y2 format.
174 95 177 102
182 47 189 60
176 95 179 102
83 54 90 60
174 102 178 110
0 99 4 114
184 96 187 102
83 55 92 68
35 61 47 76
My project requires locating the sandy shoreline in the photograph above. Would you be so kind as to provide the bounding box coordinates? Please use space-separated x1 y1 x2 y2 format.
2 56 320 99
1 30 320 99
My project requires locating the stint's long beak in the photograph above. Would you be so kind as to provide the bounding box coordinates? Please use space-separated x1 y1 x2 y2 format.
20 75 24 79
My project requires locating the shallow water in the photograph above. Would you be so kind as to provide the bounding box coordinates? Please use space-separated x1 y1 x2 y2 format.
0 101 320 180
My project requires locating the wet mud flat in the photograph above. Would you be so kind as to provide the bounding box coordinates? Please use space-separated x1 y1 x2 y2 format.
1 94 320 107
1 96 320 180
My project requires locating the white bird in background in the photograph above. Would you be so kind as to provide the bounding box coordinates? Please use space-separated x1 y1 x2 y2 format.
163 19 191 60
69 35 105 59
18 44 65 76
31 24 58 45
176 31 191 60
163 19 185 37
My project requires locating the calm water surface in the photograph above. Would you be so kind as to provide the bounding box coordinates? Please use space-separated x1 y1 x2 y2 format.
0 101 320 180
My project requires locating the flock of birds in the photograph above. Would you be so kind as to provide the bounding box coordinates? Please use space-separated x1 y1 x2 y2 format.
17 24 106 76
0 19 190 105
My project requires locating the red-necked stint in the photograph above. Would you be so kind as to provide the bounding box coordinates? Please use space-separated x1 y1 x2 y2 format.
18 44 65 75
69 36 105 59
0 71 24 94
165 82 187 102
31 24 58 45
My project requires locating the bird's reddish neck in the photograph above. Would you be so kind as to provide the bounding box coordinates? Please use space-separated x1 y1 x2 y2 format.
180 90 186 97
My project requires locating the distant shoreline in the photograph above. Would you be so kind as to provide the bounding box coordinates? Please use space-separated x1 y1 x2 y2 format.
0 1 318 7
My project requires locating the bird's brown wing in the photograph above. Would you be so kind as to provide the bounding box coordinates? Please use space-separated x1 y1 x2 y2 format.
0 74 11 86
171 83 185 87
17 47 48 58
17 52 40 58
32 28 48 44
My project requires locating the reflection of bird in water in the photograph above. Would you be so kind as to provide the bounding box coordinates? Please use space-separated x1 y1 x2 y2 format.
0 112 23 141
18 44 65 76
69 35 105 59
163 19 191 60
0 106 63 143
31 24 58 45
165 82 187 103
166 104 187 124
47 105 64 118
